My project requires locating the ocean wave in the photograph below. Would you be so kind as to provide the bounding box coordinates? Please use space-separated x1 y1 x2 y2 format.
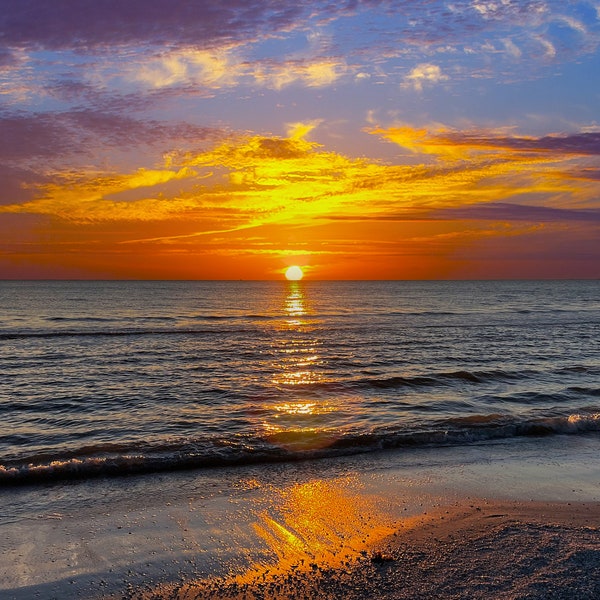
0 327 243 340
281 369 536 393
2 412 599 486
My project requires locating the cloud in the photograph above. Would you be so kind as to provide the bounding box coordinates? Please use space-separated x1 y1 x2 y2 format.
0 110 221 165
441 130 600 156
553 14 587 36
135 48 244 90
0 113 74 162
5 124 597 235
435 202 600 222
0 166 197 222
0 110 223 210
0 165 45 206
286 120 322 139
566 167 600 181
0 48 20 68
0 0 309 51
536 35 557 58
402 63 448 91
502 38 522 59
251 58 348 90
371 126 600 159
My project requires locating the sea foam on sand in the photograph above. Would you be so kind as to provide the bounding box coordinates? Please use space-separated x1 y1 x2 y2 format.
2 435 600 600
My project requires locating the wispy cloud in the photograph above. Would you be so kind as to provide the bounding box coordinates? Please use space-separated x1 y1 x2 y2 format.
371 126 600 159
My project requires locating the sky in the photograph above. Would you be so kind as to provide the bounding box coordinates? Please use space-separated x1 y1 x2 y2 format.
1 0 599 280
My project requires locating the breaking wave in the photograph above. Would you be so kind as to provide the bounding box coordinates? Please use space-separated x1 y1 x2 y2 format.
2 412 599 486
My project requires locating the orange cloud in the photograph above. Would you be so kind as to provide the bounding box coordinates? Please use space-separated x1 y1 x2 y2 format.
1 125 598 279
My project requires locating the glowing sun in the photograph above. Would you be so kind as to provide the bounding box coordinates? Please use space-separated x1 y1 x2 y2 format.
285 265 304 281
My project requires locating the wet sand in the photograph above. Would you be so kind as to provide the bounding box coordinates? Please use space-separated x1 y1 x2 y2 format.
133 500 600 600
3 436 600 600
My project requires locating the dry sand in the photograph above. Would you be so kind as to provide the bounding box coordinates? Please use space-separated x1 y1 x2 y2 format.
126 500 600 600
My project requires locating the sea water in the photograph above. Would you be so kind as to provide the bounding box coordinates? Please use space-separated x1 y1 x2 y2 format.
1 280 599 484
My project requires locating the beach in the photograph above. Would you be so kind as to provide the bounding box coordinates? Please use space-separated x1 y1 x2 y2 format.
153 500 600 600
3 434 599 599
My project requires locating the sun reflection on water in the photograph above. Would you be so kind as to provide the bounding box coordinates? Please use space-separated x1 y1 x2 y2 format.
284 281 307 326
271 283 324 387
261 282 340 451
274 401 316 415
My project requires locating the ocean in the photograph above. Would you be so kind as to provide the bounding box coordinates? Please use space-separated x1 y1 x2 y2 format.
1 279 599 485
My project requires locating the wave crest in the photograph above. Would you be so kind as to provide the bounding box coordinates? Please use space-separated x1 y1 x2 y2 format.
2 412 599 486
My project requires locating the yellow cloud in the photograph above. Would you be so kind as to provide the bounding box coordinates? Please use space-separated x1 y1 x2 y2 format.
136 48 243 89
286 120 322 140
1 167 196 222
1 125 591 260
371 126 470 159
134 47 348 92
253 59 347 90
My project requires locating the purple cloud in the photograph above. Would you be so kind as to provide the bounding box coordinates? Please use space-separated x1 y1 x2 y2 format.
436 202 600 223
0 110 221 162
2 1 580 60
568 168 600 181
0 164 46 206
445 131 600 156
0 113 73 160
0 0 313 50
0 47 19 68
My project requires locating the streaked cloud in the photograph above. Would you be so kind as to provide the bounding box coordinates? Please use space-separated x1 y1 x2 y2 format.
435 202 600 222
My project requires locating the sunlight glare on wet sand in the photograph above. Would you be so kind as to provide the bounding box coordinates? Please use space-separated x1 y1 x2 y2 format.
236 477 397 584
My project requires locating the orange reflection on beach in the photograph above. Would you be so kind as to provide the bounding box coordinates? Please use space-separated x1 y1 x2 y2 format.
236 478 396 584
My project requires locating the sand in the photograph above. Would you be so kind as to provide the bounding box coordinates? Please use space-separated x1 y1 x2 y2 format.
123 500 600 600
3 436 600 599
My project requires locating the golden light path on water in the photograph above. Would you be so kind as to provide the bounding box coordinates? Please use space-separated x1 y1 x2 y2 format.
262 282 340 451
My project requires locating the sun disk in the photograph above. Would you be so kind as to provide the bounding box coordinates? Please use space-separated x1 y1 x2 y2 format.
285 266 304 281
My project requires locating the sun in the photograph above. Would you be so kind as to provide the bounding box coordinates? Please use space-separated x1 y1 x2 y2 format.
285 265 304 281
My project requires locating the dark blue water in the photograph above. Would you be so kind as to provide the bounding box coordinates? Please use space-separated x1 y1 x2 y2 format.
1 280 599 484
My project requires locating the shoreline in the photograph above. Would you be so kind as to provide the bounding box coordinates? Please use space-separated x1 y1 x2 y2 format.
133 499 600 599
2 435 600 600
